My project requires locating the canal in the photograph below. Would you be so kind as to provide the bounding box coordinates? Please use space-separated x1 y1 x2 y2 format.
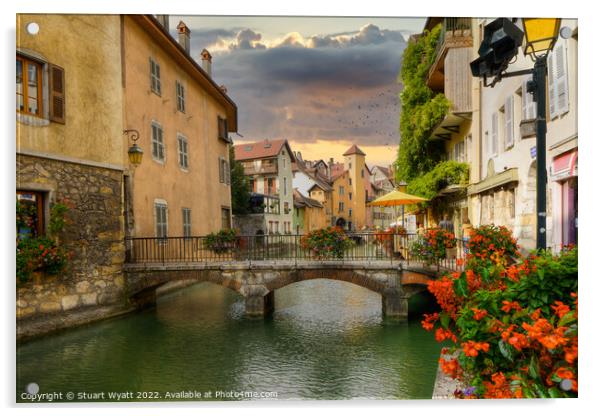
17 280 442 401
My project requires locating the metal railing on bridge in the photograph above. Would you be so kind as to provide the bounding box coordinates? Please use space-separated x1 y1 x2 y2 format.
125 232 467 273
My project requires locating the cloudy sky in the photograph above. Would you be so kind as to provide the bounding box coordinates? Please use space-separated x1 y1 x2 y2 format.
168 16 426 167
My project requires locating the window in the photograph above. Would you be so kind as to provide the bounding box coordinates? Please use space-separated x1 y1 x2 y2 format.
219 157 230 184
348 192 352 201
176 81 185 113
490 113 498 156
155 202 168 238
150 58 161 95
151 122 165 162
348 163 352 169
178 134 189 169
348 178 352 186
221 207 231 229
218 116 229 142
182 208 192 237
249 178 255 192
269 221 273 234
339 186 344 195
284 201 290 214
16 56 42 116
453 140 465 162
509 188 516 219
548 39 569 118
16 191 45 239
466 134 472 163
348 209 352 218
274 221 279 233
361 169 364 178
504 96 514 148
338 202 344 212
521 79 537 121
283 177 287 195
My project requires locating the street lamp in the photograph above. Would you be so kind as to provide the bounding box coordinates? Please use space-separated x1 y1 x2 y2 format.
470 18 561 251
124 129 143 167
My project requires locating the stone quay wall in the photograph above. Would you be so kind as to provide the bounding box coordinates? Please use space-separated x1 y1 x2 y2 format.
17 154 128 340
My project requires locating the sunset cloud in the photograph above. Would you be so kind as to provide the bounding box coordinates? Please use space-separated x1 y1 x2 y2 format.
171 18 410 166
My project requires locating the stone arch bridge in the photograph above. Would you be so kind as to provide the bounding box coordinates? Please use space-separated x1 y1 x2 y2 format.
124 261 440 321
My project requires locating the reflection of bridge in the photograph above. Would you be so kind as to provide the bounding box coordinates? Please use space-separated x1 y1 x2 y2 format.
124 234 465 321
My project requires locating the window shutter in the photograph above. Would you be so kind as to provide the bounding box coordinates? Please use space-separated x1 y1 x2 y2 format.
504 96 513 147
521 80 528 120
548 51 557 119
491 112 498 155
219 157 224 183
226 161 231 185
49 64 65 124
556 40 569 115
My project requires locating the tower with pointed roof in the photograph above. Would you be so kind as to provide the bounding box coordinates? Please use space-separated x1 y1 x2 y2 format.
342 144 368 230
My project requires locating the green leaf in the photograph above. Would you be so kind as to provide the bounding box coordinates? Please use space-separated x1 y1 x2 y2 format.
558 311 576 327
439 311 450 329
547 387 562 398
454 274 468 297
498 340 513 362
528 355 540 380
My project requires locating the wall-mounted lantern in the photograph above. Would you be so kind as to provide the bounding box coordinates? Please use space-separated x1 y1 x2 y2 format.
124 129 143 167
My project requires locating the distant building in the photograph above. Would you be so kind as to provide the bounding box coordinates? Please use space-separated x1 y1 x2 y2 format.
233 139 295 235
370 165 396 228
293 189 325 234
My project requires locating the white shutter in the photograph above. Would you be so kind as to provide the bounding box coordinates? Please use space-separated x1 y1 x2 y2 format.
548 51 557 119
504 96 514 148
491 112 498 155
556 40 569 115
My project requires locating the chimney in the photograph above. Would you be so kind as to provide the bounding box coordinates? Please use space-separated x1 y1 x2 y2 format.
201 49 212 77
176 21 190 55
155 15 169 31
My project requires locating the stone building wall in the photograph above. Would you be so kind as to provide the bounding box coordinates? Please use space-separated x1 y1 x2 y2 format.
16 154 127 336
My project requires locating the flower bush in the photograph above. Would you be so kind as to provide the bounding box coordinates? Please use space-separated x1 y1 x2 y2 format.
204 228 238 254
422 226 578 399
16 201 70 284
466 225 519 267
410 227 456 264
300 227 355 259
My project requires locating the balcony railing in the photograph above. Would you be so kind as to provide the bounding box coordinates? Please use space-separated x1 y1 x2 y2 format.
242 160 277 175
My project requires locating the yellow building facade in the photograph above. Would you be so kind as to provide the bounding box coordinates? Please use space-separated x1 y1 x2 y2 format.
122 15 238 238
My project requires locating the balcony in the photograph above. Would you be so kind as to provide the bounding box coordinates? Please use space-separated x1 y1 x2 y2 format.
426 17 473 115
242 159 278 176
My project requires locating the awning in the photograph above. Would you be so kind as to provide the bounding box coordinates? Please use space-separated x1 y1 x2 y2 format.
467 168 518 195
551 149 577 181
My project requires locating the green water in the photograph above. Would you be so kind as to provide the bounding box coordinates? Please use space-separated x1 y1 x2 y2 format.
16 280 442 401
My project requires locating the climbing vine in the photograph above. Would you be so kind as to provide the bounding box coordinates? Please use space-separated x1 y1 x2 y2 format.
395 24 450 183
407 160 469 200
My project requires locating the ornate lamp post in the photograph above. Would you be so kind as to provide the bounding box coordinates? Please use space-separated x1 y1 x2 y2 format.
470 18 561 250
522 19 560 250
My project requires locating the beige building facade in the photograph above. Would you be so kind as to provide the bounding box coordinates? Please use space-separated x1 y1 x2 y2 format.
122 15 238 239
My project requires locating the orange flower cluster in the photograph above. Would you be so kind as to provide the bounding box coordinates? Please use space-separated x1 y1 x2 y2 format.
439 357 461 379
551 300 570 318
462 341 490 357
483 372 521 399
522 318 568 350
555 367 578 392
435 328 457 343
501 300 522 313
421 312 439 331
471 308 488 321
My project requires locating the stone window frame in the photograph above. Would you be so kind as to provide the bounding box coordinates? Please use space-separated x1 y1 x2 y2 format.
221 206 231 230
16 49 51 127
151 120 165 164
177 132 189 171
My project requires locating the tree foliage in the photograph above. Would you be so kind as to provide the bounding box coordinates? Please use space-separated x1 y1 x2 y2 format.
395 24 450 183
407 160 469 200
229 145 251 215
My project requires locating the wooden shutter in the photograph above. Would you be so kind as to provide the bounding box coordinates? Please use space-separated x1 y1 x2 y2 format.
548 51 557 119
218 157 224 183
504 96 513 147
491 112 498 155
556 40 569 115
225 161 231 185
49 64 65 124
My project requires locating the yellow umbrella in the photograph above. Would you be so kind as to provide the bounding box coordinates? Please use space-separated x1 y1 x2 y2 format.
368 189 429 230
367 189 428 207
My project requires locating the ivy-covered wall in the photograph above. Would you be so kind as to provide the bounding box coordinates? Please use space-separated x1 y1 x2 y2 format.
395 24 450 183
